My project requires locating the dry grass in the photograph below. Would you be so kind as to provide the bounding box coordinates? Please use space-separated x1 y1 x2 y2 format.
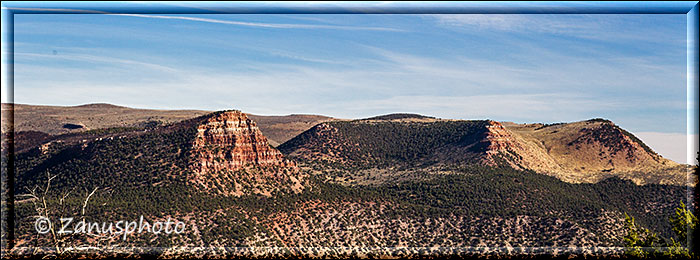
503 120 690 185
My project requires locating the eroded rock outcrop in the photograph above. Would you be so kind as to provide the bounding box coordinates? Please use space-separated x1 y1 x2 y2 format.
480 121 563 173
190 110 303 196
192 111 295 174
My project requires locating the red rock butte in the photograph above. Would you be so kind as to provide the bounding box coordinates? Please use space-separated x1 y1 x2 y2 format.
192 110 295 175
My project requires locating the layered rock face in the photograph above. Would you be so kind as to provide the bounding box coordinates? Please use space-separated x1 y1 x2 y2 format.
190 111 303 196
192 111 295 175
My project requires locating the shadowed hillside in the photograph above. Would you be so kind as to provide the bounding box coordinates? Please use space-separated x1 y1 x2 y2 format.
280 116 690 186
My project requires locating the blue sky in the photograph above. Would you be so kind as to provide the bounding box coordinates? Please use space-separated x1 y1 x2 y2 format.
1 11 695 163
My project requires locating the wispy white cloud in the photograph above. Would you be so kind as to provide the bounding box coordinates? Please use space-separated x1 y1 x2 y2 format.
13 55 690 161
14 52 180 73
12 43 684 120
429 14 525 31
109 14 406 32
1 7 107 13
5 9 406 33
260 49 345 65
11 56 623 123
364 45 685 98
425 14 686 46
8 13 686 138
427 14 597 34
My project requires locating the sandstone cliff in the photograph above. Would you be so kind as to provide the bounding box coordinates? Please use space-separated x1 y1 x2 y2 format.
192 111 295 174
189 111 304 196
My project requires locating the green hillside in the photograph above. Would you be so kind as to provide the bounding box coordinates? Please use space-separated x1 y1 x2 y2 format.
4 111 693 257
279 120 490 169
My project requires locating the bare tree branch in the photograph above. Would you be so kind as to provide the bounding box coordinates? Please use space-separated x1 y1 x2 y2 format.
82 187 98 216
59 188 74 206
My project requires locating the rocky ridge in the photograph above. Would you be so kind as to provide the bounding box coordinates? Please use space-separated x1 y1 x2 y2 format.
280 117 690 186
503 119 688 185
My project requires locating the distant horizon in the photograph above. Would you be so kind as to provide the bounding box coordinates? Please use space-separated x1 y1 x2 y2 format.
3 101 695 165
0 101 677 125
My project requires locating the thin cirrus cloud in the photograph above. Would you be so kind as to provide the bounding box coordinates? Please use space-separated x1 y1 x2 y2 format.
6 13 689 131
9 43 681 122
3 7 407 32
425 14 686 46
1 7 107 13
109 14 407 32
426 14 603 33
10 52 597 116
364 45 684 99
13 52 180 73
428 14 526 31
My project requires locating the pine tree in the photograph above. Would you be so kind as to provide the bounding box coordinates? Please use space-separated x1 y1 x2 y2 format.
623 212 658 257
